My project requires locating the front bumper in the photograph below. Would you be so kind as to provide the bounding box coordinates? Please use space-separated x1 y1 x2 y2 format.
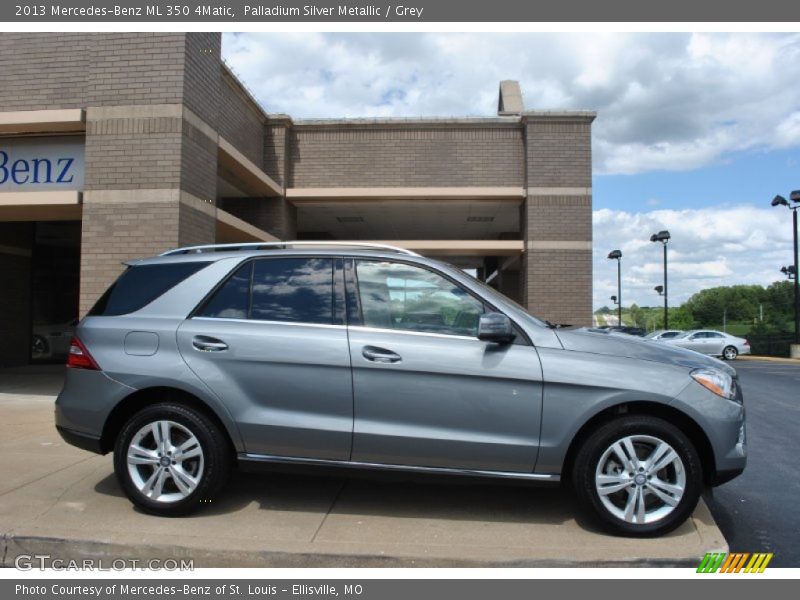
671 379 746 487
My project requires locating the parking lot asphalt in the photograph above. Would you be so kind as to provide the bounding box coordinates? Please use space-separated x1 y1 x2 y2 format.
704 359 800 567
0 365 727 568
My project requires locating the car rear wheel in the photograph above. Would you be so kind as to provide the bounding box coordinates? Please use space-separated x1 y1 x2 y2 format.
572 415 703 537
113 403 231 516
722 345 738 360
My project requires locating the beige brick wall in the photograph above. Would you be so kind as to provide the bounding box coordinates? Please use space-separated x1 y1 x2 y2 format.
524 248 593 326
522 117 594 326
525 119 593 188
0 33 91 110
180 121 218 201
289 126 525 188
84 117 183 190
79 199 181 315
218 70 265 166
183 33 221 130
264 122 290 187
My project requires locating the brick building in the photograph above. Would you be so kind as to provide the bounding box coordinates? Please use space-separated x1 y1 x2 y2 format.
0 32 595 366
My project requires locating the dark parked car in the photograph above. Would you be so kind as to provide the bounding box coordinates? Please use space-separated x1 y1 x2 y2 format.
606 326 647 337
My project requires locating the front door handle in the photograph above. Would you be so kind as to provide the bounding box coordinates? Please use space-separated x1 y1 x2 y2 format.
192 335 228 352
362 346 401 364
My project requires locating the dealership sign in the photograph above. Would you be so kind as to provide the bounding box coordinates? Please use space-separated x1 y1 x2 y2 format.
0 136 84 191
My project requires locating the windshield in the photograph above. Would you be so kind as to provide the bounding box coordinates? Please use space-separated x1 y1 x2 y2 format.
644 331 661 339
673 331 692 339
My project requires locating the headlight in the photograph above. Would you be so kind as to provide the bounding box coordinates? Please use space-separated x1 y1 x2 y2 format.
691 368 736 400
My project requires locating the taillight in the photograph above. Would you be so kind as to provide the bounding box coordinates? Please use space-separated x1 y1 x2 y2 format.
744 340 750 347
67 336 100 370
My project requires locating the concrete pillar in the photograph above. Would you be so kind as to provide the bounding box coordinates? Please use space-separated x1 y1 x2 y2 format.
522 112 595 327
78 33 221 315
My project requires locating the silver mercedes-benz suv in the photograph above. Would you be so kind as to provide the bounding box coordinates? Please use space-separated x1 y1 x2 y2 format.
55 242 746 536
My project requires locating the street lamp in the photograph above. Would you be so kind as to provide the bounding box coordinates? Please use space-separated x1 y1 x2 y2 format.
650 230 671 329
781 265 797 280
607 250 622 326
771 192 800 350
654 285 664 295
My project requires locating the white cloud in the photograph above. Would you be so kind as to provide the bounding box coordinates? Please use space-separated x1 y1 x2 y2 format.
593 205 795 309
223 32 800 175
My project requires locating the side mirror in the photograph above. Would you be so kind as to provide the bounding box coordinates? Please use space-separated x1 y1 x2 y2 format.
477 312 515 344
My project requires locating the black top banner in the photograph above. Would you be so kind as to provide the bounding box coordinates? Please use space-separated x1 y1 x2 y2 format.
3 0 800 22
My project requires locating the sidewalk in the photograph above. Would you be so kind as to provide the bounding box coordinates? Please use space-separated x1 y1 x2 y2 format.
737 355 800 365
0 368 727 568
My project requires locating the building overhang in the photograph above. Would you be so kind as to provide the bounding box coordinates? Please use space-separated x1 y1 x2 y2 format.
287 187 526 203
216 206 279 244
217 137 283 198
0 191 82 221
0 109 86 135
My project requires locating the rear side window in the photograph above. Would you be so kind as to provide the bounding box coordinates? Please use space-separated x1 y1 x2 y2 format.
89 262 210 316
197 262 252 319
197 258 335 325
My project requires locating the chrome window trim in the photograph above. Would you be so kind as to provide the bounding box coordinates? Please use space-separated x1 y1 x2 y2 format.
191 316 347 330
348 325 478 342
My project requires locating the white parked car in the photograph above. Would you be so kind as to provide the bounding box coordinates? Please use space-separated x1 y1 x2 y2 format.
645 329 684 341
662 329 750 360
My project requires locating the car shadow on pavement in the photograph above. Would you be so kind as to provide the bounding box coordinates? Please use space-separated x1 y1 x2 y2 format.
95 468 603 531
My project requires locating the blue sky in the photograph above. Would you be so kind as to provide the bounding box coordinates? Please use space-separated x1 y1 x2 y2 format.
594 147 800 213
223 32 800 310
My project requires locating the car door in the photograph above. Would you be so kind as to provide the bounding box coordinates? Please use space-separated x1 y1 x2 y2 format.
177 256 353 460
704 332 726 355
346 258 544 473
680 332 707 352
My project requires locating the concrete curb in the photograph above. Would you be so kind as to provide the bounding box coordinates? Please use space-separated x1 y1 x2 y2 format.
0 534 713 569
737 355 800 364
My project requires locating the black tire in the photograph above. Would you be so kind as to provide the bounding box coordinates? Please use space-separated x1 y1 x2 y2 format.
572 415 703 537
722 346 738 360
113 403 232 517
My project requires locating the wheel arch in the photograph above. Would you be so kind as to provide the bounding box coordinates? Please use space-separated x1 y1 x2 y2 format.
100 386 238 456
561 401 717 486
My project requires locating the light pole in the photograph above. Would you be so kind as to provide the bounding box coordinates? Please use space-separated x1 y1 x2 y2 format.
608 250 622 326
771 192 800 352
650 230 671 329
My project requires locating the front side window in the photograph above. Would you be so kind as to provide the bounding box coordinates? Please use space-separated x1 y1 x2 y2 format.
355 260 484 337
198 258 335 325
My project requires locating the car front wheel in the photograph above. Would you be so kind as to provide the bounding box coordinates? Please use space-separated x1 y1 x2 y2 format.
572 415 703 537
113 403 231 516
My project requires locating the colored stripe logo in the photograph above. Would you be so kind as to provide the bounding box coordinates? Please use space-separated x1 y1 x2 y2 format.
697 552 773 573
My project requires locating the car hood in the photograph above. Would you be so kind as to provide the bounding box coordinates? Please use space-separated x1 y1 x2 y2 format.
554 327 737 377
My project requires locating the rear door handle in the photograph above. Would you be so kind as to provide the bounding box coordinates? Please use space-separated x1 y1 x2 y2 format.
362 346 401 364
192 335 228 352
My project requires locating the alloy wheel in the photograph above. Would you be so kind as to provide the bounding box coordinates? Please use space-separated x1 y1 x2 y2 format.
126 420 204 503
594 435 686 525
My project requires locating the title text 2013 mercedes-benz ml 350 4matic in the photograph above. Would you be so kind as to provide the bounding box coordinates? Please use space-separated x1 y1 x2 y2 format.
56 242 746 536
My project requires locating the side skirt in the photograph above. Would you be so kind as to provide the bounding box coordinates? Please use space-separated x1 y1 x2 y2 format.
238 452 560 483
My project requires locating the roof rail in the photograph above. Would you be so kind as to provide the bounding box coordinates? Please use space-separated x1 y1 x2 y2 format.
160 241 421 257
